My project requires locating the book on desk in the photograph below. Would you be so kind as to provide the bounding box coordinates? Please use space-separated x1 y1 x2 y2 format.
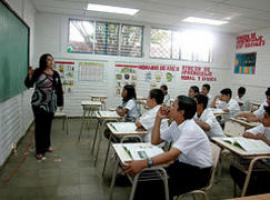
113 143 164 163
222 137 270 154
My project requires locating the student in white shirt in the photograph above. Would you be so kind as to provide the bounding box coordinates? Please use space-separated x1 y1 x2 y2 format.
160 84 170 106
200 83 212 107
211 88 240 119
230 106 270 195
123 96 212 200
116 84 141 122
235 87 247 111
237 87 270 122
194 95 224 138
188 85 200 99
136 89 168 142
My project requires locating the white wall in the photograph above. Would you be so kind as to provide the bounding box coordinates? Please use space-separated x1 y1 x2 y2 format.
34 13 235 116
230 28 270 103
0 0 35 166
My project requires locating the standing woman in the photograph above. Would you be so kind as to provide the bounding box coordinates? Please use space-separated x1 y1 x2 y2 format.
25 54 64 160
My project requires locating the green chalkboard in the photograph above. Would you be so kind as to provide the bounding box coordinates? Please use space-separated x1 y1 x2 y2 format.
0 0 29 102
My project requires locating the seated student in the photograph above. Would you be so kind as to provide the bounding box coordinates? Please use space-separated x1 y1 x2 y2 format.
123 96 212 200
136 89 169 142
200 83 212 107
116 84 141 122
235 87 247 111
160 84 170 106
230 106 270 195
211 88 240 119
188 85 200 99
194 95 224 138
237 87 270 122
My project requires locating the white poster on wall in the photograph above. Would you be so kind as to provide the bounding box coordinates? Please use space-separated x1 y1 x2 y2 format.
79 61 104 81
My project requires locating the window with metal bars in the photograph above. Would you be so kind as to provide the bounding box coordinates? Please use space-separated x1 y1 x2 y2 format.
68 19 143 57
150 28 212 62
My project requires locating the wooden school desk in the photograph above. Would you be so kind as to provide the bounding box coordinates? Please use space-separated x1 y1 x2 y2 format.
92 111 122 166
249 101 261 112
228 193 270 200
109 143 169 200
101 122 147 177
209 108 226 117
230 118 261 129
90 95 107 110
212 137 270 197
78 100 102 141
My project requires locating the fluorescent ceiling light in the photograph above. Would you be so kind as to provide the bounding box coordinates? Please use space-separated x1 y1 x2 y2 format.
87 3 139 15
182 17 228 26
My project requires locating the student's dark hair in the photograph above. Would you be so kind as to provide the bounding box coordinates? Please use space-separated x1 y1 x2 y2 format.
194 94 208 109
202 84 211 92
160 84 168 91
264 106 270 116
149 89 164 105
123 85 137 102
265 87 270 96
190 85 200 94
238 87 246 95
220 88 232 98
176 95 197 119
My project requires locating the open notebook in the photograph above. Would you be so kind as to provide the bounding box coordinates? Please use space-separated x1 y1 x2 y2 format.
113 143 164 162
96 111 119 118
222 137 270 153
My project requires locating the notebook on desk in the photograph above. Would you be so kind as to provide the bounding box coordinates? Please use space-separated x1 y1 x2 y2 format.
109 122 137 133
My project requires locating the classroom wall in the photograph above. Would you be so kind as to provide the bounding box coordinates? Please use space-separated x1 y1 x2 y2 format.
230 28 270 103
0 0 35 166
34 12 236 117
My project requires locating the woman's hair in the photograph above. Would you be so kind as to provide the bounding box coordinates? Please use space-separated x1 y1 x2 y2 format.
177 95 197 119
265 87 270 96
31 53 53 81
123 85 137 102
39 53 53 71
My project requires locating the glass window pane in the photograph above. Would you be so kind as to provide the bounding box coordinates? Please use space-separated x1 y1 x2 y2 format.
68 19 95 52
120 25 143 57
150 29 172 59
95 22 119 55
172 31 181 59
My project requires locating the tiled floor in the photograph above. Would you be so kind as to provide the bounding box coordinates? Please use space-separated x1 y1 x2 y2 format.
0 118 235 200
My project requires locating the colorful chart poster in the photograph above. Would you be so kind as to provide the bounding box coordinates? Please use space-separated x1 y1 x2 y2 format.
234 53 257 75
79 62 104 81
114 63 179 96
55 61 75 92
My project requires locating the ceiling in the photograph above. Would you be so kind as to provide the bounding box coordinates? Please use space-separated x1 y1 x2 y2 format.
31 0 270 34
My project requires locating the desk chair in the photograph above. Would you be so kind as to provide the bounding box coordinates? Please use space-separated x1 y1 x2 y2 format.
176 142 221 200
54 110 69 135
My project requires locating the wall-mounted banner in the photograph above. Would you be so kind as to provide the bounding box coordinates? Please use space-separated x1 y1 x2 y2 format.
55 61 75 92
234 52 257 75
181 65 217 81
236 32 265 49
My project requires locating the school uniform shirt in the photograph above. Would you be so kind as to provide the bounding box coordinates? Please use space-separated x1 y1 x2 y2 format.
207 94 212 108
194 108 224 138
122 99 141 122
246 124 270 140
138 105 169 142
161 119 212 168
235 96 248 111
163 94 171 106
217 98 240 119
253 100 269 120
